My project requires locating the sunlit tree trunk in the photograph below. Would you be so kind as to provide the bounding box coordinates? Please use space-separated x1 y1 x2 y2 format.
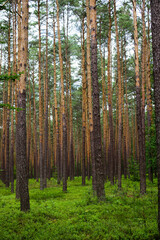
56 0 68 192
81 15 86 186
141 0 146 185
17 0 30 211
86 0 96 191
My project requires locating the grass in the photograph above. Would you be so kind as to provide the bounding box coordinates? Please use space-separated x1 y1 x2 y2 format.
0 177 159 240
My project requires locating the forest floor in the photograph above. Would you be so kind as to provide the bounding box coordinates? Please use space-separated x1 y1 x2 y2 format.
0 177 159 240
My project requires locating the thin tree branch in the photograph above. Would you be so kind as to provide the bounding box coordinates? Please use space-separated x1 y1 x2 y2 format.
2 0 9 7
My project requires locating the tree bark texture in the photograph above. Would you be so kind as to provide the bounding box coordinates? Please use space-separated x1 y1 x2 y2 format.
6 11 11 188
16 0 21 199
38 0 44 190
82 15 86 186
133 0 146 194
44 0 49 188
86 0 96 191
17 0 30 211
56 0 68 192
90 0 105 199
114 0 122 189
107 0 114 184
150 0 160 233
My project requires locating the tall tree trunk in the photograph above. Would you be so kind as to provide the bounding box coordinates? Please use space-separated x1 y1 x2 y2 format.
86 0 96 191
150 0 160 233
124 45 130 178
38 0 44 190
53 18 60 184
32 66 38 180
146 7 153 182
81 14 86 186
141 0 146 185
121 38 127 179
44 0 49 188
107 0 114 185
56 0 67 192
69 58 74 180
64 9 70 178
90 0 105 199
27 65 31 179
2 72 6 184
17 0 30 211
16 0 21 199
99 29 107 181
114 0 122 189
6 11 11 188
48 97 51 180
10 0 17 193
132 0 146 194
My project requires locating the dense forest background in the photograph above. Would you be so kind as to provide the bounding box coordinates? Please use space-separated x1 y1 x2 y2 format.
0 0 160 239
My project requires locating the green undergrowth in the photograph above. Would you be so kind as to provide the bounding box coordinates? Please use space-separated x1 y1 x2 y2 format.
0 177 159 240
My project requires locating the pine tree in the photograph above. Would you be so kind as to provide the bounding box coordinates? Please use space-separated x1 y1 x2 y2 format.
81 13 86 186
90 0 105 199
150 0 160 233
86 0 96 191
132 0 146 194
56 0 68 192
114 0 122 189
16 0 30 211
107 0 114 185
38 0 44 190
